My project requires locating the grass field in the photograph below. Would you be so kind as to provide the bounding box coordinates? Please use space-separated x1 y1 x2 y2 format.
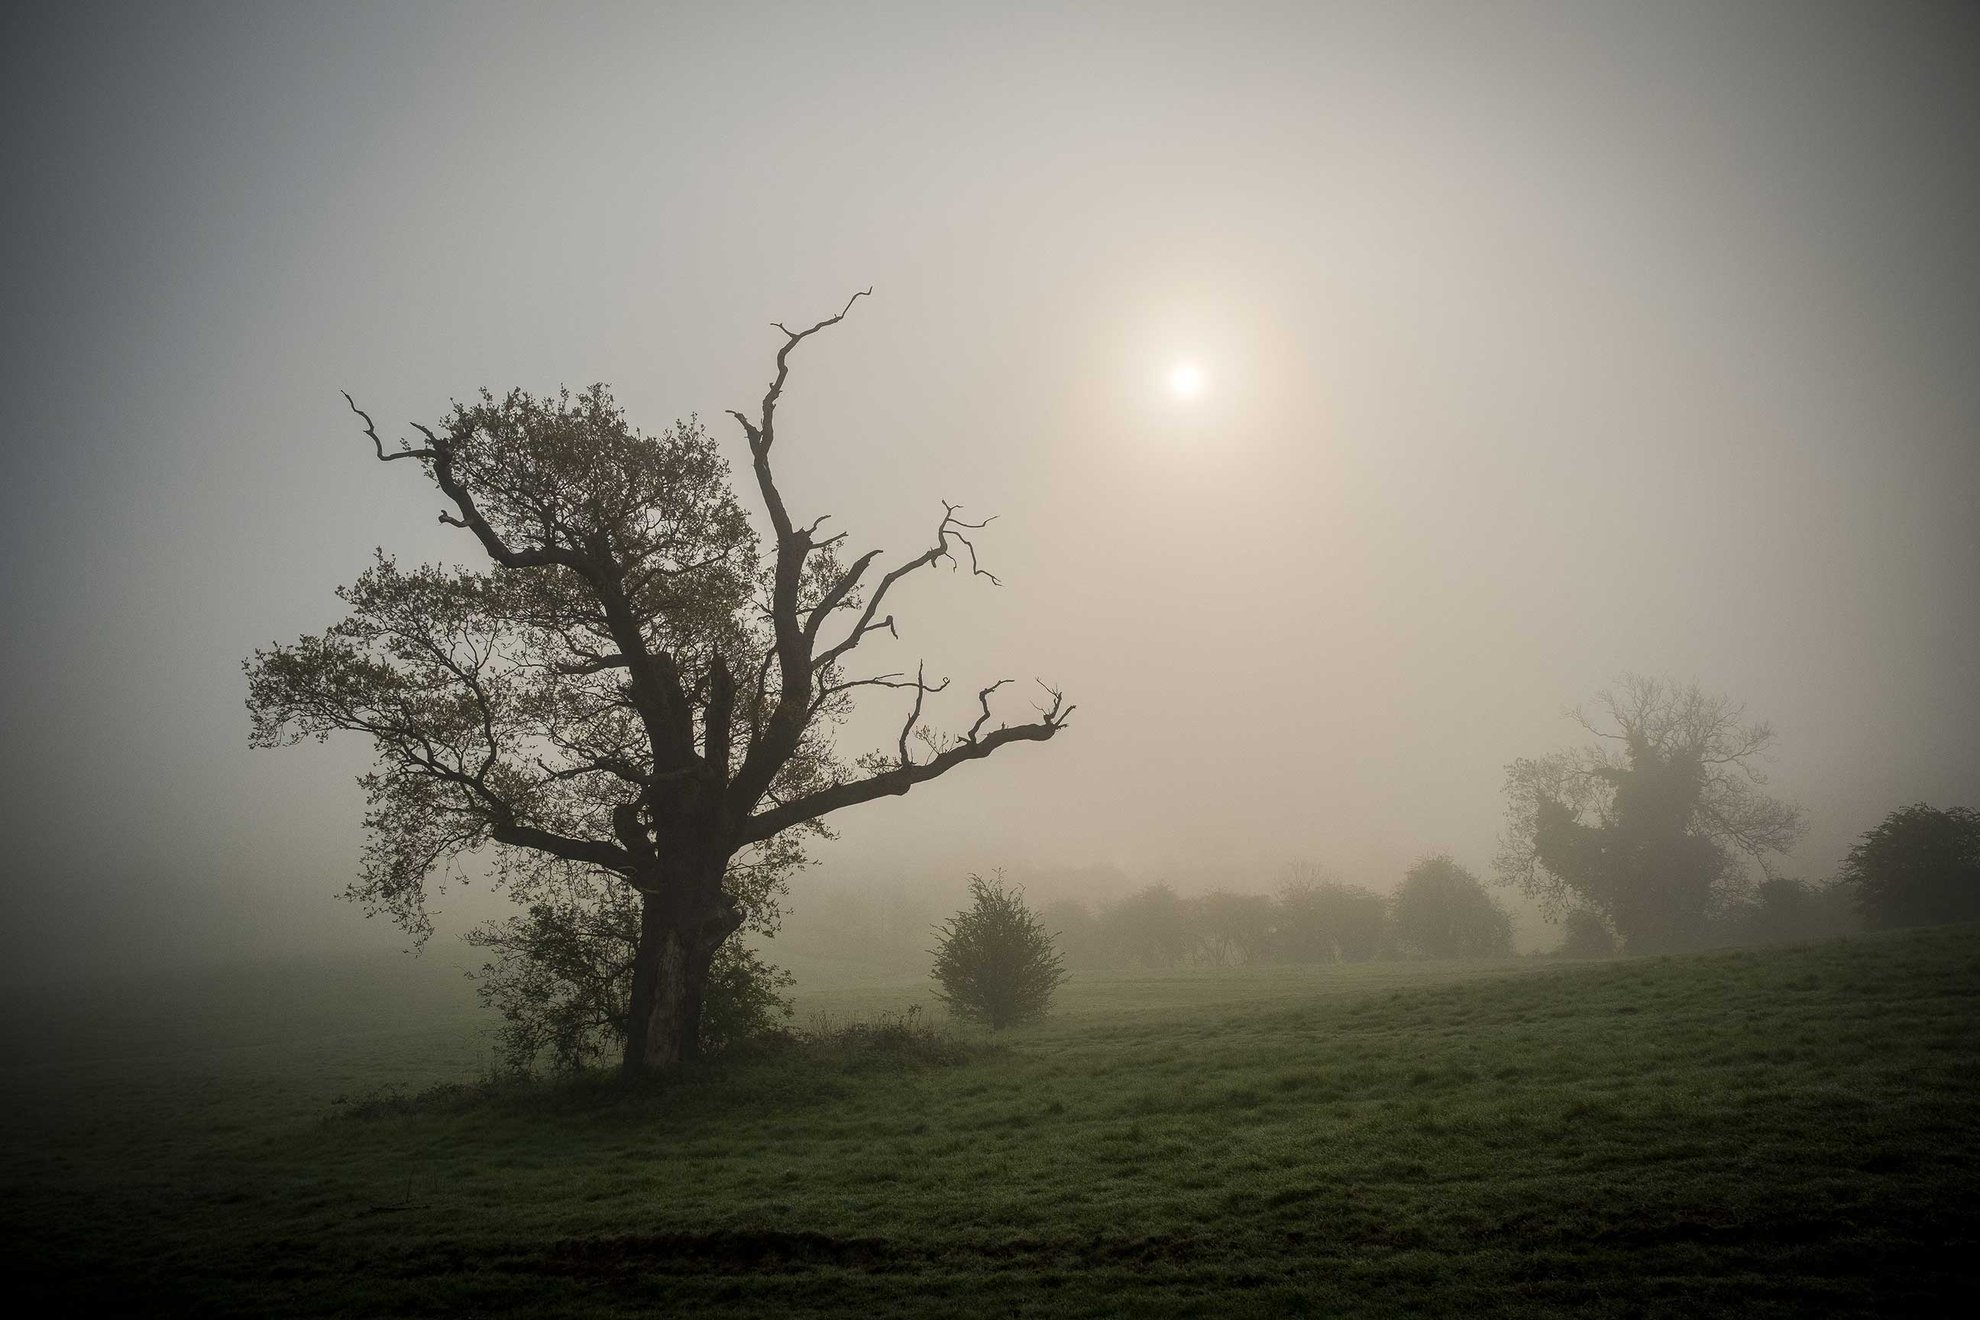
3 928 1977 1316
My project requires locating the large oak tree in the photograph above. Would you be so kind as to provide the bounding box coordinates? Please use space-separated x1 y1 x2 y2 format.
247 295 1071 1072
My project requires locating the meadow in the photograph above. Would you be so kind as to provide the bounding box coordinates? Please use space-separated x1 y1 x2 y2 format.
3 927 1976 1316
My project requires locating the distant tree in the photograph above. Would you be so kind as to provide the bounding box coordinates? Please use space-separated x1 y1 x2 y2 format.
1839 804 1980 930
1193 890 1278 965
1275 869 1388 963
245 295 1072 1075
1496 676 1803 952
1390 856 1513 959
1107 884 1194 969
1555 907 1616 957
1034 898 1112 970
931 873 1067 1029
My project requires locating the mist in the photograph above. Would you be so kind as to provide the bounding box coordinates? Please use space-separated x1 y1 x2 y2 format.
3 0 1977 988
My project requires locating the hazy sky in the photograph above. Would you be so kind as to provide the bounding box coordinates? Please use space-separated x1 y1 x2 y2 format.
3 0 1976 981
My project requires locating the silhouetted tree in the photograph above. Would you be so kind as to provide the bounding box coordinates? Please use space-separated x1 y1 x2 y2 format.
931 873 1067 1028
246 294 1072 1074
1390 855 1512 959
1275 869 1388 963
1496 676 1802 952
1839 803 1980 930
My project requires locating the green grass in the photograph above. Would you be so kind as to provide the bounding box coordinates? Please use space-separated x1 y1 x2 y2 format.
4 930 1977 1316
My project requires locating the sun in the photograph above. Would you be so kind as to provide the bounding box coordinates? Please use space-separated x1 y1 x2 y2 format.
1166 361 1206 401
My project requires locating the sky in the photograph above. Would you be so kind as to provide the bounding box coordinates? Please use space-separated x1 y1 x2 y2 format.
2 0 1976 982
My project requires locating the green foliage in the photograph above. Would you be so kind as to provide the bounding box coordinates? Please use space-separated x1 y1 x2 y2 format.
1390 855 1513 958
1497 675 1804 952
700 945 798 1055
930 873 1068 1029
1840 802 1980 930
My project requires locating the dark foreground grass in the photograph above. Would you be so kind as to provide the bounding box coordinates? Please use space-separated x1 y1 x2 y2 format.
3 929 1977 1316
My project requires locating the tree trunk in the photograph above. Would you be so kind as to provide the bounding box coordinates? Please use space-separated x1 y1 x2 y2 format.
621 882 741 1075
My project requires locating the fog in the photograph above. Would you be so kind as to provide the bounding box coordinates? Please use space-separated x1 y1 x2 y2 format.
2 0 1976 986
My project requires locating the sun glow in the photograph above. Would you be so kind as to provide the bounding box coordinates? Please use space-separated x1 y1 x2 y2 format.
1166 361 1206 401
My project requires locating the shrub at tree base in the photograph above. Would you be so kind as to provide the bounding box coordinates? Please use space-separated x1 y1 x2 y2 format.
931 873 1067 1029
469 859 798 1073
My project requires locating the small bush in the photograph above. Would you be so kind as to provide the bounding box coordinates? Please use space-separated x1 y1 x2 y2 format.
931 872 1068 1028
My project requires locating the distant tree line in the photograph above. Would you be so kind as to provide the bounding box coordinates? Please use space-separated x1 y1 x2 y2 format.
1036 856 1515 971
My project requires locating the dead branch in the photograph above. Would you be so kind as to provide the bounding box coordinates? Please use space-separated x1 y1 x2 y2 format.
343 391 436 463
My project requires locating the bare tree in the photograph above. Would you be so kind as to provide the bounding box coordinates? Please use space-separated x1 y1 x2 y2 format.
246 294 1072 1073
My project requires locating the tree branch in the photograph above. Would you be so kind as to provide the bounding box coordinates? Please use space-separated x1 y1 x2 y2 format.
739 686 1070 845
968 679 1013 742
343 391 435 463
895 662 948 767
490 821 635 875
